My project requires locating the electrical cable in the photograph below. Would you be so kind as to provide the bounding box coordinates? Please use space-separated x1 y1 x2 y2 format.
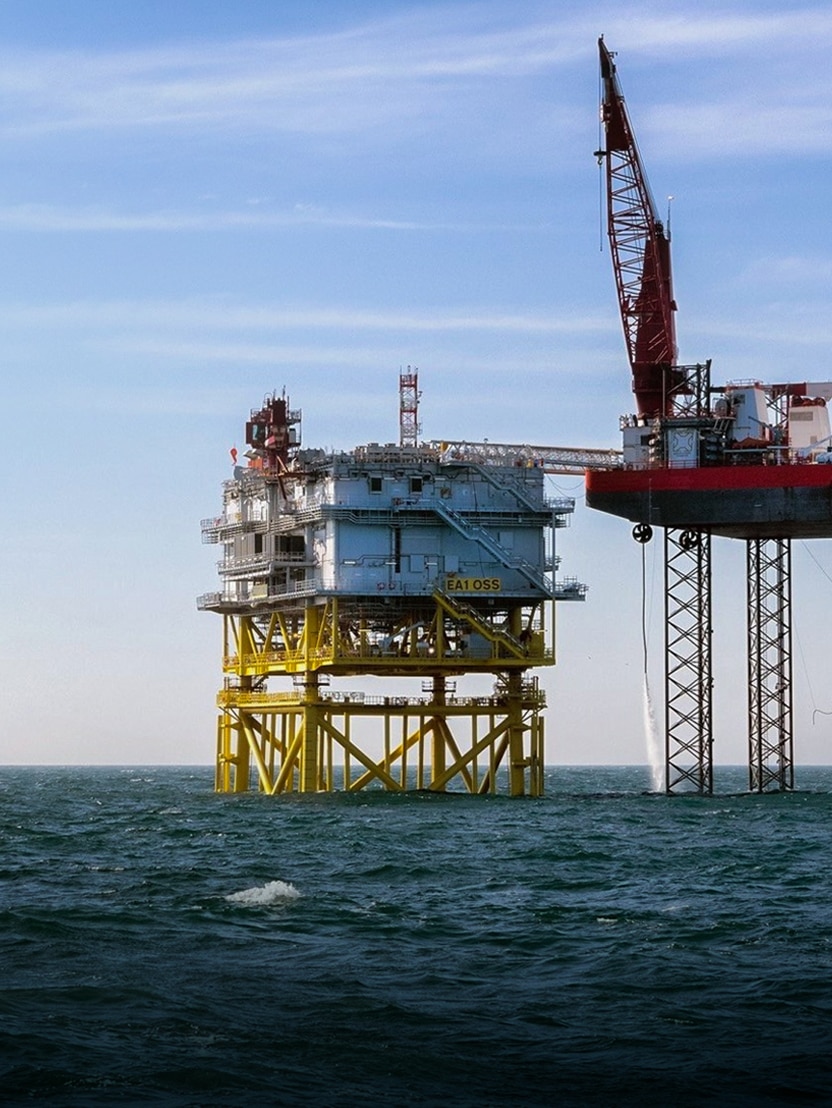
641 538 649 675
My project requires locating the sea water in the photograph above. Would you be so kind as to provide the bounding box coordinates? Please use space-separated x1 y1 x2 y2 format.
2 765 832 1106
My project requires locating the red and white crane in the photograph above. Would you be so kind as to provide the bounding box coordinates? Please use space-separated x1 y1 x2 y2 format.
596 37 682 419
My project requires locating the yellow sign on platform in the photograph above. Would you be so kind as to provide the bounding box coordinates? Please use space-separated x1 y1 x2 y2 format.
445 576 502 593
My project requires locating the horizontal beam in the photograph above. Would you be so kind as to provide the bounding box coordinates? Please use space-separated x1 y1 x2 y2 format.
428 439 622 474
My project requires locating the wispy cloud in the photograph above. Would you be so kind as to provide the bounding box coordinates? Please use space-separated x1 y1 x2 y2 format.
601 7 832 54
0 10 582 139
0 203 432 232
0 3 828 155
739 254 832 285
0 296 610 336
649 100 832 160
0 201 542 234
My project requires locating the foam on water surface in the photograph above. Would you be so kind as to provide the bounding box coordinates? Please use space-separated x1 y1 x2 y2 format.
225 879 301 906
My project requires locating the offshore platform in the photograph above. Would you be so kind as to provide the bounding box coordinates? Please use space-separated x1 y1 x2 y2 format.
198 372 607 796
589 39 832 793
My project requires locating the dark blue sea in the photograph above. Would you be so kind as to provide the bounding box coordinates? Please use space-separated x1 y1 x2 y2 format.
3 765 832 1106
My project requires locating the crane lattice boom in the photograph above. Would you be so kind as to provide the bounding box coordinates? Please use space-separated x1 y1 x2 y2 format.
598 37 680 418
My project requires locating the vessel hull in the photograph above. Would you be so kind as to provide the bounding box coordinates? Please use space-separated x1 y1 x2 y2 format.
585 464 832 539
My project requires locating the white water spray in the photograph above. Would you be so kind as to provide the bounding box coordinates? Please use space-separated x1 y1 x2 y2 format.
638 538 663 792
642 673 664 792
225 880 301 906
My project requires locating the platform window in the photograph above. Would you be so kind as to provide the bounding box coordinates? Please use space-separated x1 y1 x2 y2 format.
276 534 304 555
410 476 423 494
369 476 383 493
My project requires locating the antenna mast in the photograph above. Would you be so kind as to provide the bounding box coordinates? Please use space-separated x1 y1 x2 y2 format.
399 368 420 448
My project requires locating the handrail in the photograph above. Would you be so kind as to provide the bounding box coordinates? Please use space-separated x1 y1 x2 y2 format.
217 689 548 710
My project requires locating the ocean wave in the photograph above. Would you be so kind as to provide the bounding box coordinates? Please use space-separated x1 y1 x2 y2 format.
224 880 300 906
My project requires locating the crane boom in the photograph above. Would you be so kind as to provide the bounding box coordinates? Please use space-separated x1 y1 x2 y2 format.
597 38 680 418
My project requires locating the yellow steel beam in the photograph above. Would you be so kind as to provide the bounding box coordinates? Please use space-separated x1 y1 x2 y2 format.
262 611 279 653
430 717 474 792
318 715 404 791
275 611 295 653
214 669 545 795
272 729 305 794
432 589 529 660
478 732 510 795
216 713 232 791
239 713 274 794
349 718 430 791
298 678 321 793
431 716 511 792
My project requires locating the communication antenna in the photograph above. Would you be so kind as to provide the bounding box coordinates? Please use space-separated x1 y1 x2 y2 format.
399 367 421 448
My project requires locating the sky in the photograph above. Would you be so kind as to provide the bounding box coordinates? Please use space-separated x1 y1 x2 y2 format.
3 0 832 768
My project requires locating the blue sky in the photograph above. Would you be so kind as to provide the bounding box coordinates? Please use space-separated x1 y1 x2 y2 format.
4 0 832 767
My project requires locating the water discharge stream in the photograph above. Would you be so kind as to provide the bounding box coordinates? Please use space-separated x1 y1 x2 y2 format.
640 539 664 792
642 673 664 792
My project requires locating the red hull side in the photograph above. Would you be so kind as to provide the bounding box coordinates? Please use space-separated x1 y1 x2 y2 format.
585 464 832 539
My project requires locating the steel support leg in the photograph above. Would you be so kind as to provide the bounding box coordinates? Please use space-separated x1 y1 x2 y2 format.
506 672 527 798
664 528 713 794
430 674 447 789
299 673 321 793
747 538 793 792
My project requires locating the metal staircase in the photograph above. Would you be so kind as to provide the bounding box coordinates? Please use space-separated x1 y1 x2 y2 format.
432 502 553 595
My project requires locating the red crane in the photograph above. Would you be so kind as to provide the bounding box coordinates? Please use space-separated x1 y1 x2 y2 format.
597 37 683 418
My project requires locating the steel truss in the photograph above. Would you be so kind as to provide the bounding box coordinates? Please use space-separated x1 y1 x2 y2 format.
214 592 552 796
747 538 793 791
399 368 420 448
215 672 545 796
664 528 713 793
